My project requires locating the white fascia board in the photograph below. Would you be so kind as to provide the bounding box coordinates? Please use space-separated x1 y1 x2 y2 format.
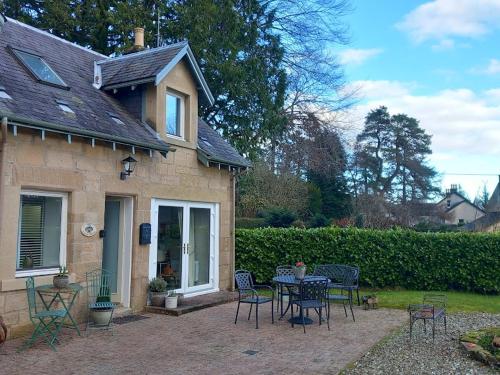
155 45 215 106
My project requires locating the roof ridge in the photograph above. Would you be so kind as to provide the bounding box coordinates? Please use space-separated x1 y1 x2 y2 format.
97 41 189 65
6 17 106 58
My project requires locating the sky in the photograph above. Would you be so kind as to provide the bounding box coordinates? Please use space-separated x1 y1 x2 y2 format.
339 0 500 201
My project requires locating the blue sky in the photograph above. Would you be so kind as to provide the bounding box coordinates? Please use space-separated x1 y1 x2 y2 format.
339 0 500 200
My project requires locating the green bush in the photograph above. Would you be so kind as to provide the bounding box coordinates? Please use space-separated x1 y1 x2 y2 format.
235 227 500 294
307 213 329 228
262 207 297 228
235 217 267 229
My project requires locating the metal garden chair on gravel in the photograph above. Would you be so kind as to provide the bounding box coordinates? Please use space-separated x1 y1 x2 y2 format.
408 294 447 342
18 277 66 352
314 264 356 322
234 270 274 329
86 269 115 334
290 278 329 333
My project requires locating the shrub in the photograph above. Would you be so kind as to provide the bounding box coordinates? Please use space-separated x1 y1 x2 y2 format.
235 217 267 229
307 213 329 228
148 277 167 293
235 227 500 293
262 207 297 228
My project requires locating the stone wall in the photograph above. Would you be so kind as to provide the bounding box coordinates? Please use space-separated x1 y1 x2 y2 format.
0 128 234 338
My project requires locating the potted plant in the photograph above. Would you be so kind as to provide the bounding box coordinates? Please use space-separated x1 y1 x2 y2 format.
148 277 168 307
53 266 69 288
165 290 179 309
91 286 113 325
293 261 306 279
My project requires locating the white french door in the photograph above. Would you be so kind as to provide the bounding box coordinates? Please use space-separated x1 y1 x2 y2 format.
149 199 219 295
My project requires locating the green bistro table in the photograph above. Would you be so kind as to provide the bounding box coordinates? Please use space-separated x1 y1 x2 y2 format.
36 283 83 336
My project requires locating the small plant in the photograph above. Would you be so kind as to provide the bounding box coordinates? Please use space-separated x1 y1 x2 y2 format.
56 266 69 277
294 261 305 269
148 277 167 293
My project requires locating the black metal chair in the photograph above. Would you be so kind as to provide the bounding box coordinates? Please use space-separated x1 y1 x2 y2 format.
234 270 274 329
314 264 356 322
408 294 447 341
275 265 298 317
290 278 329 333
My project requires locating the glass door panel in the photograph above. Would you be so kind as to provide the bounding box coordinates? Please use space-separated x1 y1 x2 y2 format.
156 206 183 290
188 207 211 288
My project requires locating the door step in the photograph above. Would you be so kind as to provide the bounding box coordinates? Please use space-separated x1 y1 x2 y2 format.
144 291 238 316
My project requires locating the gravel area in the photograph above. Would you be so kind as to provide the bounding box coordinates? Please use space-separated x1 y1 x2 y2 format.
343 313 500 375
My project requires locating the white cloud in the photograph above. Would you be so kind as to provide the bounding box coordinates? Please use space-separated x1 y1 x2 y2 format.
470 59 500 75
338 48 383 66
431 38 455 51
396 0 500 43
347 80 500 157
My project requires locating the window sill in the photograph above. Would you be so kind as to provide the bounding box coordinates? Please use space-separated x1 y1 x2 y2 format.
15 268 61 278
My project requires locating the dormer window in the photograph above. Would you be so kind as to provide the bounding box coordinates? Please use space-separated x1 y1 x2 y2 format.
446 200 451 208
56 99 74 113
11 47 68 88
0 86 11 99
166 91 184 138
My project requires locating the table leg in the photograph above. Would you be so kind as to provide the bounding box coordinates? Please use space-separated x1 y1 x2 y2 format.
59 291 81 336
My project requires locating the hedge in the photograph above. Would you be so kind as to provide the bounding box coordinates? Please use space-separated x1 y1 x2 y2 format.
235 228 500 294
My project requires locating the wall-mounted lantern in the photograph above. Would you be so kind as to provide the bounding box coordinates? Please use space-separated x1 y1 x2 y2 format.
120 155 137 180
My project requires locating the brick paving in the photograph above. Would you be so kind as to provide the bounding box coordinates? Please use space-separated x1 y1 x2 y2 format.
0 302 406 375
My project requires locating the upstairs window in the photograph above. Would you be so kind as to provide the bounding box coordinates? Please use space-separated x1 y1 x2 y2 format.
16 191 67 277
12 48 68 88
166 91 184 138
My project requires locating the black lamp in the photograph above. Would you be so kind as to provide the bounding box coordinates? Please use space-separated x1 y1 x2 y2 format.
120 155 137 180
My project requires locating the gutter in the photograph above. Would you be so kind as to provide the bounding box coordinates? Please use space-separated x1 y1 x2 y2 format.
0 117 8 258
197 148 250 169
0 112 170 155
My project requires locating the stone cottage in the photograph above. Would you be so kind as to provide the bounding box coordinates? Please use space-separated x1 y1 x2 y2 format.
0 18 249 337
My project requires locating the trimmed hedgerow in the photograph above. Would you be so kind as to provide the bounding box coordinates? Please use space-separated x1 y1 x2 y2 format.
235 228 500 294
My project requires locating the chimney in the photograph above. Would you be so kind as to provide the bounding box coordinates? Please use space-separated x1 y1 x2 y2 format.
134 27 144 49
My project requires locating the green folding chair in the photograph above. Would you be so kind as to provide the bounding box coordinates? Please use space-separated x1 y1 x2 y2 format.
18 277 66 352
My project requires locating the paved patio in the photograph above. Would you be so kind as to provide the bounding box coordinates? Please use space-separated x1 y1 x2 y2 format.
0 302 407 375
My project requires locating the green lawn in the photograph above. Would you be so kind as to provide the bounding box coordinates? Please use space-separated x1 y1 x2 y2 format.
359 289 500 313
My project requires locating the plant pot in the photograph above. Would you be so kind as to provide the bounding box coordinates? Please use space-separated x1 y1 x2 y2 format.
293 267 306 280
53 275 69 289
90 308 113 325
165 296 178 309
150 292 167 307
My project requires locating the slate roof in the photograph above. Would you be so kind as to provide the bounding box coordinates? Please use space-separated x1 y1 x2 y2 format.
197 119 250 168
0 18 168 151
0 18 249 167
98 42 186 88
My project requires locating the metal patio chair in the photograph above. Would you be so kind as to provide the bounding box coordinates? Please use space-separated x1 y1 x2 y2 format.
86 269 115 334
18 277 66 352
275 265 298 316
314 264 356 321
408 294 447 341
234 270 274 329
290 278 329 333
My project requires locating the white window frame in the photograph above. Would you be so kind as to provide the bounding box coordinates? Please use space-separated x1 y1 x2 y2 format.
165 90 185 140
15 190 68 278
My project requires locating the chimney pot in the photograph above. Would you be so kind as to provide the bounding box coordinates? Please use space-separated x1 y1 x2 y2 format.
134 27 144 48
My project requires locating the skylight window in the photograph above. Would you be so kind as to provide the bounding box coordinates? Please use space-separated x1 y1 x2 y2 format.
0 86 11 99
12 48 68 88
56 100 74 113
107 112 125 125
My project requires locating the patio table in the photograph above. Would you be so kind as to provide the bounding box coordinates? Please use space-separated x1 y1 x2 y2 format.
272 275 328 325
36 283 83 336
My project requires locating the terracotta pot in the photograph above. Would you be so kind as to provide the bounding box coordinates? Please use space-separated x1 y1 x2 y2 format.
150 292 167 307
53 275 69 289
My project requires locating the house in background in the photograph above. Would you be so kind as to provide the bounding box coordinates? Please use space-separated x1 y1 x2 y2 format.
0 18 249 337
465 178 500 232
435 184 485 225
